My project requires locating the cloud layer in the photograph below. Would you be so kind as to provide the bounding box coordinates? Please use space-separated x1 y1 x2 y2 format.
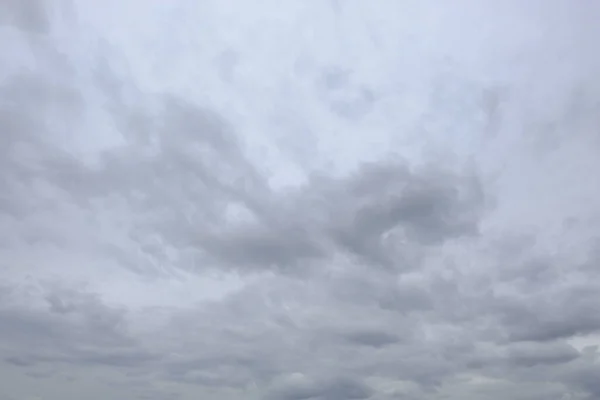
1 0 600 399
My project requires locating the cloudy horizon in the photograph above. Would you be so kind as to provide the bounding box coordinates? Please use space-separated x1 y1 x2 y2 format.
1 0 600 399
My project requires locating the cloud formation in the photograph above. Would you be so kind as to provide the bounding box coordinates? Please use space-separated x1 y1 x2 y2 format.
1 0 600 399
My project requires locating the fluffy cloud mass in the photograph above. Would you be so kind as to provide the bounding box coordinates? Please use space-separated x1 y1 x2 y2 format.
1 0 600 399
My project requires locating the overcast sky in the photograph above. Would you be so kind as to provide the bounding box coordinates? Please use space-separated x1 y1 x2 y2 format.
1 0 600 399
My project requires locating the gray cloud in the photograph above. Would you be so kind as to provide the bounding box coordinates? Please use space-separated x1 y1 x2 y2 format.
2 1 600 400
342 330 401 348
506 342 581 368
0 0 50 34
268 375 373 400
1 65 485 278
0 285 156 371
2 58 600 397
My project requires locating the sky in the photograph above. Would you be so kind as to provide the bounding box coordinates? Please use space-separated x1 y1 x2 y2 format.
1 0 600 399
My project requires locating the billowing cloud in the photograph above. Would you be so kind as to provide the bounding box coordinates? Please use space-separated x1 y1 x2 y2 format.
1 0 600 400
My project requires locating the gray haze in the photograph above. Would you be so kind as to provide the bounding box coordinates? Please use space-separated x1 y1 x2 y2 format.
1 0 600 399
